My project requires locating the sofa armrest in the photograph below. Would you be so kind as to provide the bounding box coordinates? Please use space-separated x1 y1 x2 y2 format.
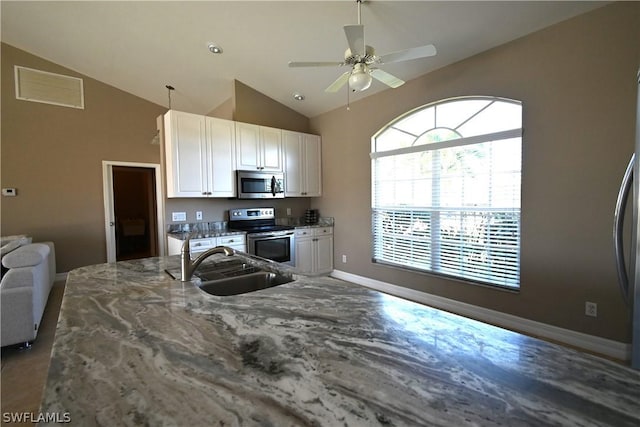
0 267 38 290
0 286 35 346
2 243 50 269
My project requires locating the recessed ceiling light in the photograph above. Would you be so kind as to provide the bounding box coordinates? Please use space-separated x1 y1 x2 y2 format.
293 93 305 101
207 43 223 54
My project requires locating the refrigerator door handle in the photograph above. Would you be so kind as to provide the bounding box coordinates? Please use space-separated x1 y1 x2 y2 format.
614 153 635 308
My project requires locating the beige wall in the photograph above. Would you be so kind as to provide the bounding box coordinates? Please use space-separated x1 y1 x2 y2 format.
311 2 640 342
233 80 310 133
1 43 167 273
207 97 234 120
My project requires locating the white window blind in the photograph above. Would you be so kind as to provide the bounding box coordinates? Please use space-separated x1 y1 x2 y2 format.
371 97 522 289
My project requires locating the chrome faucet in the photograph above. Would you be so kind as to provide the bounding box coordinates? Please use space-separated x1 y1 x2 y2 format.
180 238 235 281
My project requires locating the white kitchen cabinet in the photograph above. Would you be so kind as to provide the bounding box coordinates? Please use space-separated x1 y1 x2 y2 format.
235 122 282 172
164 110 236 198
217 234 246 253
294 227 333 275
206 117 237 197
167 235 184 256
167 234 246 257
283 130 322 197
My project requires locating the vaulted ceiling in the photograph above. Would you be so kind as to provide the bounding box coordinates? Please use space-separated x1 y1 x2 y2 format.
1 1 606 118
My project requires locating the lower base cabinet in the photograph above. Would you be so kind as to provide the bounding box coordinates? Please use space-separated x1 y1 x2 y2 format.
294 227 333 275
217 235 246 253
167 235 246 257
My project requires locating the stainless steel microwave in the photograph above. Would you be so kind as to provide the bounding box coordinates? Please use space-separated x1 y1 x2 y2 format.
236 171 285 199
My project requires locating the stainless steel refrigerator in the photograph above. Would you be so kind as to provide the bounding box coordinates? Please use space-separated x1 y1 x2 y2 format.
614 69 640 370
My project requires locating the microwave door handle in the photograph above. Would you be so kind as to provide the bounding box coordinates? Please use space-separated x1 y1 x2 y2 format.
271 176 276 197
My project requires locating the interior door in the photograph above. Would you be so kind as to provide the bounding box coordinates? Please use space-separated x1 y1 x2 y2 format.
103 161 165 263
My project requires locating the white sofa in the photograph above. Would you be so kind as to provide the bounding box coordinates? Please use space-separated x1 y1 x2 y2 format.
1 239 56 347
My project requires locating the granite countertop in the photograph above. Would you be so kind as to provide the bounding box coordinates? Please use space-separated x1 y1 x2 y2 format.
40 255 640 426
167 230 246 240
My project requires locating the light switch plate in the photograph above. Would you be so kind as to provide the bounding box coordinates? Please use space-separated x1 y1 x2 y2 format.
196 211 203 220
172 212 187 222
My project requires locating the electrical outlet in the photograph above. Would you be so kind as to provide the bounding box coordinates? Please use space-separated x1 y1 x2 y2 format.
342 254 347 263
286 208 292 216
585 301 597 317
196 211 203 220
172 212 186 222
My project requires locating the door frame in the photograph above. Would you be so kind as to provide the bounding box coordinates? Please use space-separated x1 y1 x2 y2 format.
102 160 165 263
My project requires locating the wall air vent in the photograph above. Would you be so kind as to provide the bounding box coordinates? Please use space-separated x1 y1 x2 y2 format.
14 66 84 109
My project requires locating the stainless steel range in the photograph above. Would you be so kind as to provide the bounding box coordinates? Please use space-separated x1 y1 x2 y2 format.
228 207 295 266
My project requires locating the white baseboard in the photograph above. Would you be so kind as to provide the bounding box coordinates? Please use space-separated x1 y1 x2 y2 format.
55 272 68 283
330 269 631 362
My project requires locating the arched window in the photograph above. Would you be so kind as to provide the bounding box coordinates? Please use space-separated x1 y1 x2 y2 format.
371 96 522 289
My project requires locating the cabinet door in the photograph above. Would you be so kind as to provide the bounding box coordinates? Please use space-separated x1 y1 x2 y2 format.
167 236 184 256
314 235 334 274
235 122 260 170
295 237 314 274
207 117 236 197
303 133 322 197
283 130 303 196
164 111 208 197
260 126 283 172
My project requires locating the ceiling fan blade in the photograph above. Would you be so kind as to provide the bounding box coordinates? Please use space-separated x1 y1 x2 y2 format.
370 69 405 88
379 44 437 64
344 25 365 57
288 61 343 68
325 71 350 93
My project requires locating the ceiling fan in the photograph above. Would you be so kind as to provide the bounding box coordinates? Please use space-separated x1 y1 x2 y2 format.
288 0 437 93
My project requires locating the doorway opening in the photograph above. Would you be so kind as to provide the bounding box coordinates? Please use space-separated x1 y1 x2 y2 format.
113 166 158 260
103 161 165 263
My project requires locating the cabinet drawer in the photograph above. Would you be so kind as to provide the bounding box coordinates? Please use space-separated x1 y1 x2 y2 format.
190 238 216 250
294 229 313 238
295 227 333 238
218 235 245 246
312 227 332 236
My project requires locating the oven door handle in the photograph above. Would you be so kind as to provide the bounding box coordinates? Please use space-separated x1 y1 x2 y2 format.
250 231 294 239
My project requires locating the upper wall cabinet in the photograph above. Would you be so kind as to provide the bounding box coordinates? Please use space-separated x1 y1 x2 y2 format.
235 122 283 172
164 110 236 198
283 130 322 197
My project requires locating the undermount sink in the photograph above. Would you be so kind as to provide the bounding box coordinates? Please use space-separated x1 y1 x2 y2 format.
198 271 293 296
167 258 294 296
194 261 261 282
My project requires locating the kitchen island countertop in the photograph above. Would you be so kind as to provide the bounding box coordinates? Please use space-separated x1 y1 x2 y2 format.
40 255 640 426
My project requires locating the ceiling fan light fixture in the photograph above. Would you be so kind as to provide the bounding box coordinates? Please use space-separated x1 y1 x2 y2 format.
348 64 372 91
